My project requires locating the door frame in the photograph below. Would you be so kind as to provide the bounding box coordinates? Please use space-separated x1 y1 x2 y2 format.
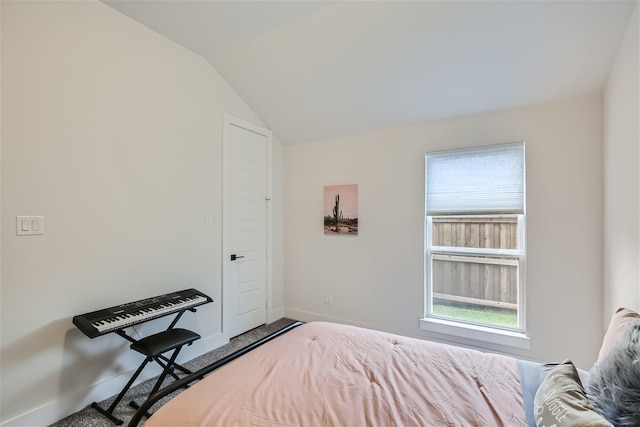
222 112 272 337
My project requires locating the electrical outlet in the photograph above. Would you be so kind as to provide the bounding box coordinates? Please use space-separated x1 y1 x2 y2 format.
325 292 333 304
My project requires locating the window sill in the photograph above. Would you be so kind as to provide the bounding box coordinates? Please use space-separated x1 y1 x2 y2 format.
419 317 531 350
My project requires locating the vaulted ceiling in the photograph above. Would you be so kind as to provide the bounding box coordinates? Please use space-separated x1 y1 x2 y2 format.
103 1 637 144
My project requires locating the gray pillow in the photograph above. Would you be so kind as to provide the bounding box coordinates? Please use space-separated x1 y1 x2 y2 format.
586 320 640 427
534 360 612 427
597 308 640 363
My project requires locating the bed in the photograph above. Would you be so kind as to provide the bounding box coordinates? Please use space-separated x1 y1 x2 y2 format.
129 309 640 427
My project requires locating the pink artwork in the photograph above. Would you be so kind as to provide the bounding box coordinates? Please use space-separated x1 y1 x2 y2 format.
323 184 358 235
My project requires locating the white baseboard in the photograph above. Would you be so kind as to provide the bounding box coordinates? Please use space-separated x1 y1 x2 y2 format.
1 333 228 427
283 307 374 330
268 306 285 323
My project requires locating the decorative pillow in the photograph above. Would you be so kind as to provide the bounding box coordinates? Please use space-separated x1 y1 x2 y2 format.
597 308 640 362
587 320 640 427
534 360 612 427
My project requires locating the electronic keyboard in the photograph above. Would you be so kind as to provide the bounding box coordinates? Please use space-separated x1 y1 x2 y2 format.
72 288 212 338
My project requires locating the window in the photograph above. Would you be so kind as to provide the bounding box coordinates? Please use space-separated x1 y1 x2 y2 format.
423 142 527 346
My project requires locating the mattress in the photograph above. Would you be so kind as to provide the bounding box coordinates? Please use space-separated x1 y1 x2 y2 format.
145 321 531 426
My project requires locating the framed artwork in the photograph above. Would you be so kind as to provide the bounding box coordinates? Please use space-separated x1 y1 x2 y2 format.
323 184 358 235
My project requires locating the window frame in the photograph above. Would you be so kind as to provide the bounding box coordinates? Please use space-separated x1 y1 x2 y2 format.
425 214 526 331
421 143 529 350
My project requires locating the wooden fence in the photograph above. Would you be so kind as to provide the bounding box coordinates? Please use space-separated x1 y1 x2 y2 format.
431 217 518 310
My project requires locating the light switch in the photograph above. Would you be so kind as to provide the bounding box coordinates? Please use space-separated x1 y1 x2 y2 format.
205 215 214 228
17 216 44 236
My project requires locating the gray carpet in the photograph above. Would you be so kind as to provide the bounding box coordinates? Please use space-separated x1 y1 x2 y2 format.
51 318 299 427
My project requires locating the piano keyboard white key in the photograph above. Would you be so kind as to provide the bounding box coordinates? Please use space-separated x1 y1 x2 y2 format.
92 295 208 333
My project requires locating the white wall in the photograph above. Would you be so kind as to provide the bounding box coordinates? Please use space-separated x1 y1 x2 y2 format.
284 93 604 368
0 1 283 425
603 2 640 322
270 136 286 319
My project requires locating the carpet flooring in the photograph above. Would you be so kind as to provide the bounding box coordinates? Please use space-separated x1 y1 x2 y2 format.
51 318 299 427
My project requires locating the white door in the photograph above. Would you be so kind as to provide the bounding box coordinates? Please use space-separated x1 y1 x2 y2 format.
222 113 271 338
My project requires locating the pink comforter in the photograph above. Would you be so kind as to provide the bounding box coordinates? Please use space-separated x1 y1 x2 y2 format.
146 322 526 426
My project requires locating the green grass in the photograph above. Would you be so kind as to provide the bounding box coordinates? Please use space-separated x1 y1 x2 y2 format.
433 303 517 328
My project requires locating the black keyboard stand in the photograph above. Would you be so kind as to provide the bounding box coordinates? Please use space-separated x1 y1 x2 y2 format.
91 308 200 425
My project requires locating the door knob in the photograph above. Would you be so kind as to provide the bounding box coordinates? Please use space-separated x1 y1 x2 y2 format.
230 254 245 261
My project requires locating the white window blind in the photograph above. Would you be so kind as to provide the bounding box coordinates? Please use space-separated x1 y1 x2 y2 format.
426 142 525 215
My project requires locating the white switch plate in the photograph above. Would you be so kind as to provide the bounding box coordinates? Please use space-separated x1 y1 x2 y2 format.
205 215 214 228
16 216 44 236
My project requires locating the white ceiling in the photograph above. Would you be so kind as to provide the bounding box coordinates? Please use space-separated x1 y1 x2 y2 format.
103 1 636 144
